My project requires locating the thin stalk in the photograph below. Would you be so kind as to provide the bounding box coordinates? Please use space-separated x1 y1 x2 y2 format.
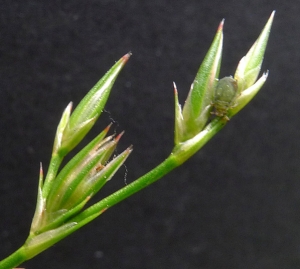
0 247 27 269
72 117 226 224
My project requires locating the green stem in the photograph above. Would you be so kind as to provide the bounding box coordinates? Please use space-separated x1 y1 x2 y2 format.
0 246 27 269
71 154 178 225
72 117 226 224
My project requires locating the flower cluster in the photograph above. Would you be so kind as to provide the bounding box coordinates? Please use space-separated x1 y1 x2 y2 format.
174 12 274 145
25 53 132 258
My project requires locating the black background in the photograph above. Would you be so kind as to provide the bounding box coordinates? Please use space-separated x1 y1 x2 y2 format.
0 1 299 269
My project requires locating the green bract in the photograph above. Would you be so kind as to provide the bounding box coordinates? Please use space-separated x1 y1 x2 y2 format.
54 53 132 157
234 11 274 92
175 20 223 144
229 11 275 117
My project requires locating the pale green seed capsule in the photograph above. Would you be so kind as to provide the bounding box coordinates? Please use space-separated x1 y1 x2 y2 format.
212 76 238 119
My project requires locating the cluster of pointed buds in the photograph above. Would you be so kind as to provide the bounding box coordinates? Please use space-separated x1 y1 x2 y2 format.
174 11 274 145
31 127 132 235
23 53 132 258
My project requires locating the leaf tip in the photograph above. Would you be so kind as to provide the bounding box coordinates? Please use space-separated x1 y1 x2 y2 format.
126 145 133 154
218 19 225 32
104 123 113 133
265 11 275 30
270 10 276 20
173 81 178 95
122 52 132 63
263 70 269 78
39 162 43 178
115 131 125 142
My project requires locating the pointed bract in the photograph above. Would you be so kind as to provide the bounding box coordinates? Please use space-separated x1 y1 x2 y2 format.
53 102 72 154
234 11 274 92
229 71 268 117
46 128 114 213
175 21 223 144
227 11 275 119
64 146 132 210
174 82 184 145
25 222 78 259
30 163 46 234
57 53 131 156
55 137 119 210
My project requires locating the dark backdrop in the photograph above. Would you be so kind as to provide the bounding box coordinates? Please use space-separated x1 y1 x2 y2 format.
0 1 298 269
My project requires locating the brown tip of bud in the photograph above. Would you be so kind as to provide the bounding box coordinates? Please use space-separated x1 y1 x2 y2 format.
122 52 132 63
39 162 43 178
104 123 113 133
115 131 125 142
173 82 178 95
126 145 133 153
218 19 225 32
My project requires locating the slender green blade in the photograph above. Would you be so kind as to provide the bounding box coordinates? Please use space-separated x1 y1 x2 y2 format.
181 21 223 139
234 11 275 91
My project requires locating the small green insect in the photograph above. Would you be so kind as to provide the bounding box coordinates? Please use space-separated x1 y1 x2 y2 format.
211 76 239 120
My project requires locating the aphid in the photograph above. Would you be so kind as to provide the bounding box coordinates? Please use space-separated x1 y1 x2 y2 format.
211 76 239 120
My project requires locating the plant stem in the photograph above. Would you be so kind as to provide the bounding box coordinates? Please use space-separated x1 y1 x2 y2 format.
0 246 27 269
72 117 226 225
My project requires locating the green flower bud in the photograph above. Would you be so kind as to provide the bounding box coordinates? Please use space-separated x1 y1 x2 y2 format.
31 125 132 234
234 11 275 92
174 21 223 144
55 53 131 156
228 11 275 118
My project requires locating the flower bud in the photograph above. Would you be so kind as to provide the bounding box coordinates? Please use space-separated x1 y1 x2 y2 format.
174 21 223 144
54 53 131 156
234 11 274 92
31 125 132 234
229 11 275 118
